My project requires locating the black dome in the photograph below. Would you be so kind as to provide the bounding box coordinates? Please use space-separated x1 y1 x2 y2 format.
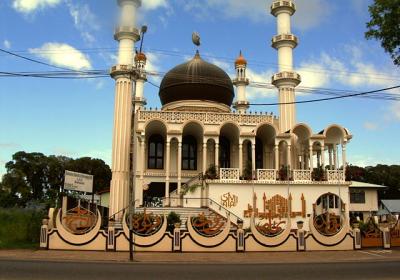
159 51 234 107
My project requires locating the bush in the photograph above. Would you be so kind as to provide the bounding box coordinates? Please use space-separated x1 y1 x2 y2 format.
167 211 181 233
0 208 45 249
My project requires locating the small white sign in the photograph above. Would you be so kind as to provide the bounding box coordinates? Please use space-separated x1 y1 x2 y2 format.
64 170 94 193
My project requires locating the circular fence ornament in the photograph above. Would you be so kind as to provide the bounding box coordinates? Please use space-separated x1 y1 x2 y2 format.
313 193 344 236
128 209 163 236
62 205 97 235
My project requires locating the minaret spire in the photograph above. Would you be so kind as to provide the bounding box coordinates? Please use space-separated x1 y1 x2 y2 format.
233 51 250 114
271 0 301 133
109 0 141 221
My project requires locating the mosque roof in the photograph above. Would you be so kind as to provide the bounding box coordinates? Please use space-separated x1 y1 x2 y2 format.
159 51 234 107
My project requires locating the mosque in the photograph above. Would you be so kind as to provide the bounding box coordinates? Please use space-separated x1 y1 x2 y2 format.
41 0 390 252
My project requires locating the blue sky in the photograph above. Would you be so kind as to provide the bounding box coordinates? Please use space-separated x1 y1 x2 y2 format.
0 0 399 178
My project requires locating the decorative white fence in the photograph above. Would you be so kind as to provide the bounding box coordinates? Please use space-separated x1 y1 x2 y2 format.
257 169 277 181
326 170 345 182
219 168 240 180
293 170 312 181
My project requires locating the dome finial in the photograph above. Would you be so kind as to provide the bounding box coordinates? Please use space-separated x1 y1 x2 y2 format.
192 32 201 47
235 50 247 66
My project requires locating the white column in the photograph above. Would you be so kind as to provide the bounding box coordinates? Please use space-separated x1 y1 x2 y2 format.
202 142 207 174
140 138 145 179
274 144 279 170
309 146 314 170
342 143 347 174
321 145 325 169
328 146 333 170
109 78 132 220
333 144 337 170
287 144 291 169
215 142 219 169
177 141 182 206
251 142 256 175
165 141 170 205
238 143 243 175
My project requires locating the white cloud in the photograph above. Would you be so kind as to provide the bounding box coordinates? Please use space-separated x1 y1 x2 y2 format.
179 0 330 30
65 0 99 44
297 46 400 90
142 0 168 10
12 0 61 13
29 43 92 70
363 121 378 131
389 103 400 121
145 52 163 83
3 40 11 49
293 0 332 31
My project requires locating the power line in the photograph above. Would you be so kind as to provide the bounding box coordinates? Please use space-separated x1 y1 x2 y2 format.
2 46 400 82
248 85 400 106
0 48 98 74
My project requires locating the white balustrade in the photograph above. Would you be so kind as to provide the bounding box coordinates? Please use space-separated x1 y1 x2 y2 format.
138 110 274 125
257 169 277 181
293 170 312 181
219 168 240 180
327 170 345 182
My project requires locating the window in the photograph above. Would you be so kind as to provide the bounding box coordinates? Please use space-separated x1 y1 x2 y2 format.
350 189 366 204
256 137 263 169
219 136 230 168
182 136 197 170
148 134 164 169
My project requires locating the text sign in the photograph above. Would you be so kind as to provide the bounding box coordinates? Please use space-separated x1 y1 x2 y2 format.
64 170 93 193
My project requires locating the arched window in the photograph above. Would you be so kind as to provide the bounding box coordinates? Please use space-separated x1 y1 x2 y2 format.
148 134 164 169
219 136 230 168
182 136 197 170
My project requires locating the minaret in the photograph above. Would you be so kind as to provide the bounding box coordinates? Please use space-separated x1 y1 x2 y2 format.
109 0 141 221
271 0 301 133
134 51 147 111
233 51 250 114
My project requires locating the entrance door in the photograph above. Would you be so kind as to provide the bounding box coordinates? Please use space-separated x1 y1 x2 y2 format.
143 182 165 207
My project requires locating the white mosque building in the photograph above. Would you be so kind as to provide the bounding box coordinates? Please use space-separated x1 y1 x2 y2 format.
109 0 354 229
42 0 387 252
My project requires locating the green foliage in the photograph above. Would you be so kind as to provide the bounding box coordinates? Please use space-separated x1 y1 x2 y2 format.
278 165 290 180
0 208 45 249
346 164 400 199
365 0 400 66
312 165 326 181
204 164 217 179
167 211 181 233
180 184 203 195
242 160 252 180
0 151 111 208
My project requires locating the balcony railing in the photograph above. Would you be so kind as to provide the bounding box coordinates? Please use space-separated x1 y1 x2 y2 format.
292 170 312 181
139 168 347 184
326 170 345 182
257 169 277 181
219 168 240 180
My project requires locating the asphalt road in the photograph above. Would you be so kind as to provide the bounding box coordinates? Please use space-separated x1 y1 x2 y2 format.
1 260 400 280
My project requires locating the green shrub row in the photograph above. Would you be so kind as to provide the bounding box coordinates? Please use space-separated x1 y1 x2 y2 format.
0 208 45 249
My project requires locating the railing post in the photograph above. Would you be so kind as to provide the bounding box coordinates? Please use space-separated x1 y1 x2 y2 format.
382 226 391 249
236 221 245 252
353 224 361 250
107 226 116 251
297 221 305 251
173 223 181 252
40 218 49 250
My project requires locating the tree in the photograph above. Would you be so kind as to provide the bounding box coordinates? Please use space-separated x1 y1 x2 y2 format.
365 0 400 66
66 157 111 193
0 151 111 208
